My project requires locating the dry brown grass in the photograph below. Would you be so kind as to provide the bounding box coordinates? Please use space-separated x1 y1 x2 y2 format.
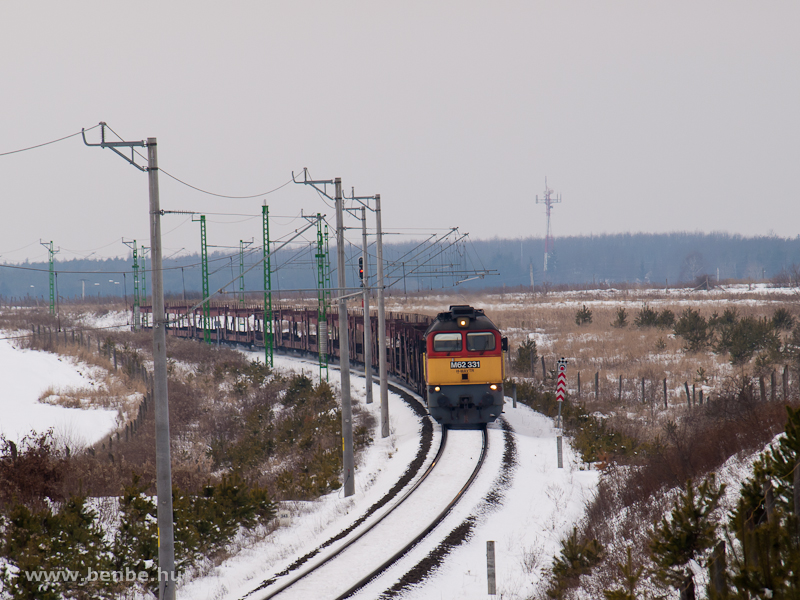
383 287 797 600
386 288 799 409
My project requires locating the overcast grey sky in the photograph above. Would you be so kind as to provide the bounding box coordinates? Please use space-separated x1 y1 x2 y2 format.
1 1 798 264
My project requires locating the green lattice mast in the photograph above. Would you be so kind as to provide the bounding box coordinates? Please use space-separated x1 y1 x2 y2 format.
123 240 140 330
192 215 211 344
262 205 273 367
39 240 57 315
239 240 246 305
315 214 329 380
141 246 149 327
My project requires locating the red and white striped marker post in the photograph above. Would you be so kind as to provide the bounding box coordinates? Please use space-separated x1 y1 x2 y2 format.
556 359 567 403
556 358 567 469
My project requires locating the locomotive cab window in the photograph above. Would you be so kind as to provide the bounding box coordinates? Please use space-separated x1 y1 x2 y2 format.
466 332 496 352
433 332 462 352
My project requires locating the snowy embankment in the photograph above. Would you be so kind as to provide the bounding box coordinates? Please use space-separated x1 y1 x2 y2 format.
178 350 426 600
0 337 118 447
180 350 599 600
391 403 599 600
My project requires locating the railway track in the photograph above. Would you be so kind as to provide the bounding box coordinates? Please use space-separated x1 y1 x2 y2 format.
249 425 488 600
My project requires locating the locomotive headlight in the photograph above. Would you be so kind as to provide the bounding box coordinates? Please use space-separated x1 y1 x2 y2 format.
490 384 498 391
457 318 469 328
434 386 441 392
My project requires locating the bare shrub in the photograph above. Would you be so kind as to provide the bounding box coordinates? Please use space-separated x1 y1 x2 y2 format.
521 542 546 574
0 430 70 511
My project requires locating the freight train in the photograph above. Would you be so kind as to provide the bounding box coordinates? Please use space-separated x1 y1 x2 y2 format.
143 301 506 426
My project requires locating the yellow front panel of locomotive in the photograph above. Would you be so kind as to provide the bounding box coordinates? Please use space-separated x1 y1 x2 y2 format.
426 356 503 385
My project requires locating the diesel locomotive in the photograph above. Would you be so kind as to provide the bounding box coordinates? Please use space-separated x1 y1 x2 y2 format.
423 305 508 426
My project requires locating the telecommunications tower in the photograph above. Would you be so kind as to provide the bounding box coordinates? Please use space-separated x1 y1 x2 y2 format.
535 178 561 273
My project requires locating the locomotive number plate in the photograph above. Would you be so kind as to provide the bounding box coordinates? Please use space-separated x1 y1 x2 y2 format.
450 360 480 369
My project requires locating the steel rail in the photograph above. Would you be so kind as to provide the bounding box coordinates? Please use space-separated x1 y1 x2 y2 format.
257 426 450 599
335 427 488 599
144 319 485 600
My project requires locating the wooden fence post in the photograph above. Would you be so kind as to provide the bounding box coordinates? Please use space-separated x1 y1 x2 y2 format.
794 459 800 533
542 356 546 380
693 384 696 407
771 370 777 403
595 371 599 400
760 376 766 402
710 541 727 598
679 574 695 600
684 382 691 408
765 483 775 523
784 366 789 402
663 378 668 409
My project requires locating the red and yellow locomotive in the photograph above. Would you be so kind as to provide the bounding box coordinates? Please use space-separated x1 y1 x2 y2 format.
423 305 507 425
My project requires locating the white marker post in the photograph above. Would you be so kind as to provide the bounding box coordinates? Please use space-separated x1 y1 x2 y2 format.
487 540 496 596
556 358 567 469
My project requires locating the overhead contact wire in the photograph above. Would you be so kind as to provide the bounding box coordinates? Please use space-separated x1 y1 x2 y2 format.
0 124 101 157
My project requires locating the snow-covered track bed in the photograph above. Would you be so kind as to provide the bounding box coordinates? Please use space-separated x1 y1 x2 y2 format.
255 427 488 600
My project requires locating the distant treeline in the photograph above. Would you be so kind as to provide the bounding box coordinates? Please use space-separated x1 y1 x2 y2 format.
462 231 800 289
1 232 799 302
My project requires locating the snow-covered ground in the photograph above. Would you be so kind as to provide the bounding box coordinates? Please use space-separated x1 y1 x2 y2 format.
392 403 599 600
178 350 429 600
0 337 118 447
0 323 783 600
0 303 631 600
72 309 130 331
0 333 601 600
179 351 599 600
388 283 800 314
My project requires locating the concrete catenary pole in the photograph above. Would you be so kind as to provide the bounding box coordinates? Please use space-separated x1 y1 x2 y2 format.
335 178 355 497
361 206 373 404
375 194 390 438
147 139 176 599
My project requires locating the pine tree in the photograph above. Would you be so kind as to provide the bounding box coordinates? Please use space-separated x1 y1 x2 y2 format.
603 547 644 600
111 475 159 593
575 305 593 326
650 476 725 599
612 307 628 329
674 308 711 352
726 406 800 598
547 527 604 598
513 337 538 372
656 309 676 329
0 496 114 600
634 304 659 328
772 308 796 332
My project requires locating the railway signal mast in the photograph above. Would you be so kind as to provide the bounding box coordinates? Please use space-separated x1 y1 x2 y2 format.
535 178 561 275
